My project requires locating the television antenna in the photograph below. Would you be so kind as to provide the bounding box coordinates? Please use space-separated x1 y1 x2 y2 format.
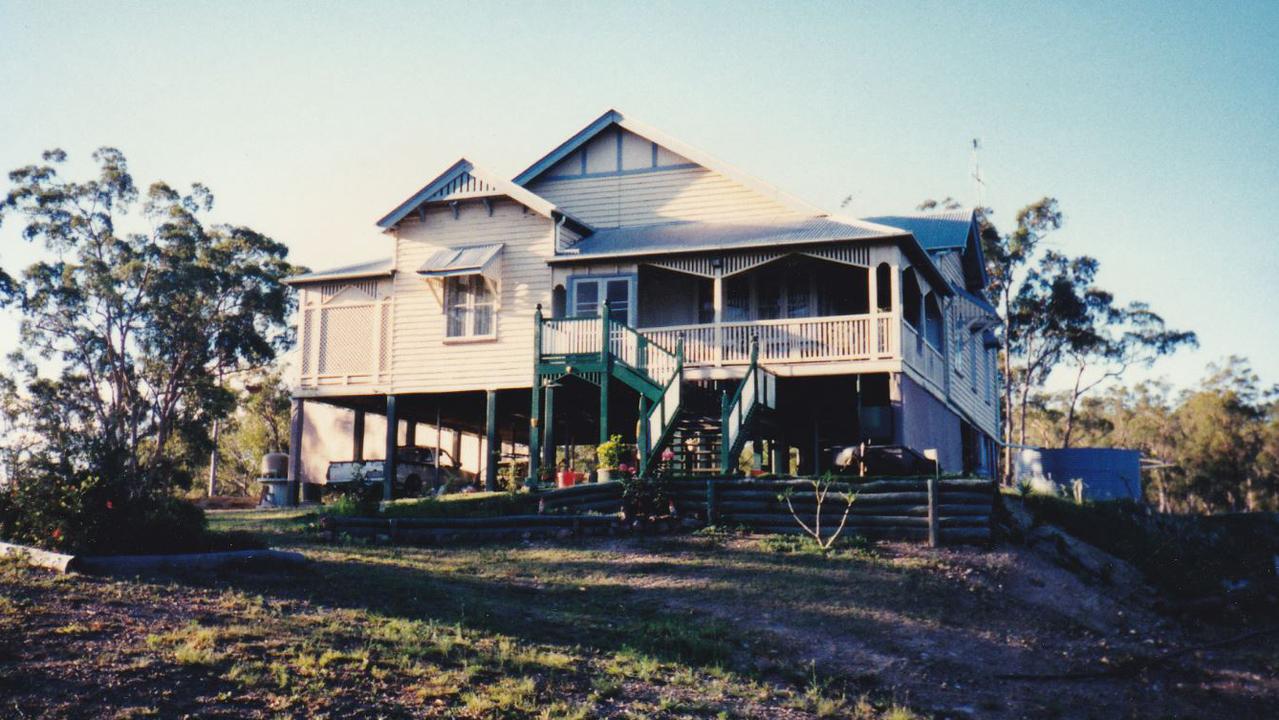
970 138 986 208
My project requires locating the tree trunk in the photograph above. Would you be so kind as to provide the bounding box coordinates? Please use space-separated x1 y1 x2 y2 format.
1062 364 1086 449
207 418 221 497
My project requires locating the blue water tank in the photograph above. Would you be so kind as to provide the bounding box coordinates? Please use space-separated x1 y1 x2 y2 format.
1039 448 1143 501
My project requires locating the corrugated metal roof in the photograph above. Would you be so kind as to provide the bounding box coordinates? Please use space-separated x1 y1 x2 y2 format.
282 258 394 285
553 217 905 260
417 244 504 278
863 208 976 251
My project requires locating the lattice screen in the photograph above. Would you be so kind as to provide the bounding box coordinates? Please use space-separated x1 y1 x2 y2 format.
298 280 392 388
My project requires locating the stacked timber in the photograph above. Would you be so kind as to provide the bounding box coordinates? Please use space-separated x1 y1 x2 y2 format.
668 477 995 544
537 481 625 514
329 513 619 545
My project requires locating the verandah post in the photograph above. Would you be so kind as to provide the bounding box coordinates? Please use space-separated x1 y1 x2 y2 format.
543 383 556 474
483 391 498 493
352 409 365 461
599 300 611 448
528 304 543 488
287 398 304 506
484 389 498 492
719 390 731 475
383 395 397 501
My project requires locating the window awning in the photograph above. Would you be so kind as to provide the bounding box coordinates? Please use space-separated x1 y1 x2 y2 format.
417 243 504 283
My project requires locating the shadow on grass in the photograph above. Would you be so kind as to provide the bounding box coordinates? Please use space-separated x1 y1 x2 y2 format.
149 527 1029 684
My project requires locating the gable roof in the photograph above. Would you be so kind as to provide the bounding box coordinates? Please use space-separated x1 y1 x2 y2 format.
864 208 989 291
513 109 826 217
376 158 591 233
862 208 976 252
282 257 394 286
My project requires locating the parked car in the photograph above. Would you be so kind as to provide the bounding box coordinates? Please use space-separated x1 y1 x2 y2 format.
327 446 450 497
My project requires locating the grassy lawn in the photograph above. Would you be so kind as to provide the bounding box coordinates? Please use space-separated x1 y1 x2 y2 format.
1 508 1275 719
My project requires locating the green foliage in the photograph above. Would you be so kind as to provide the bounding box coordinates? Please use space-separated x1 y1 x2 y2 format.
0 465 209 554
379 491 538 519
204 367 292 497
596 434 625 469
1022 493 1279 597
323 482 383 518
621 471 671 519
1024 358 1279 513
967 197 1192 469
0 148 299 552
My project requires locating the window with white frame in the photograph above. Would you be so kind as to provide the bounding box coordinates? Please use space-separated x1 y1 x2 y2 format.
444 274 495 338
570 276 634 325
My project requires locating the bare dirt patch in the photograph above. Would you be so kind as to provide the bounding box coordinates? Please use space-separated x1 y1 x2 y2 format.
1 511 1276 719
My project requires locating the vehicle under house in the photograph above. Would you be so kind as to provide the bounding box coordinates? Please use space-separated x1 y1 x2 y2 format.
283 110 1002 499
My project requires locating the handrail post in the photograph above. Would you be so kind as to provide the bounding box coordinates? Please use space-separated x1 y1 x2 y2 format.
528 304 544 488
720 389 731 475
638 394 649 476
600 300 610 363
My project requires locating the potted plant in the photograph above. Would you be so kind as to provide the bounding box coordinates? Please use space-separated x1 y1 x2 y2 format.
556 463 576 489
596 434 624 482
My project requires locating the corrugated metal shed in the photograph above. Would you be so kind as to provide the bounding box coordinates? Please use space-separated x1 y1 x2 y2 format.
282 258 394 285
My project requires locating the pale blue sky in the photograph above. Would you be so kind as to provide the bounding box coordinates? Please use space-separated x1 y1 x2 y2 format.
1 1 1276 389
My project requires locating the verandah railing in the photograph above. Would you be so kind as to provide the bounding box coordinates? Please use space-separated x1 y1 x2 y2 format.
640 312 890 368
719 338 777 474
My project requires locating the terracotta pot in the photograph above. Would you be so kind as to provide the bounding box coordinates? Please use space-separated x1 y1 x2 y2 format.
557 470 576 488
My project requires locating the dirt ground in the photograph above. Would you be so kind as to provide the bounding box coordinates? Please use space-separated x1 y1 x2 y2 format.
0 511 1275 719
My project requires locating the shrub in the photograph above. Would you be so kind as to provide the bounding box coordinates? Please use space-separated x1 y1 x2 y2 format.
596 434 625 470
622 471 671 520
324 482 383 517
1022 494 1279 597
381 492 538 519
0 468 210 555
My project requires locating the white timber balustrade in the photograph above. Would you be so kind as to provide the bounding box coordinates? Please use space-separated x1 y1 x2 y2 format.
640 313 890 368
540 317 601 357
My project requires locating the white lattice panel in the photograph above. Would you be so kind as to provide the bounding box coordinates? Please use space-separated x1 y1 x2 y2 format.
318 305 375 375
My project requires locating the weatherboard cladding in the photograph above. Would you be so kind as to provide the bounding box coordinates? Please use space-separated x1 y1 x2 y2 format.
529 164 803 230
391 199 551 394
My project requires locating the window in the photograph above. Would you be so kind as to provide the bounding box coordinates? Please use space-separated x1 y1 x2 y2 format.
570 276 634 325
444 275 495 338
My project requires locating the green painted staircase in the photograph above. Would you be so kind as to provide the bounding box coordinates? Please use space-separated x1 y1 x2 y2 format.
532 303 776 480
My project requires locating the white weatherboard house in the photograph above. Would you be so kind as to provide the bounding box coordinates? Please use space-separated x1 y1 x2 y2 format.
282 110 1001 498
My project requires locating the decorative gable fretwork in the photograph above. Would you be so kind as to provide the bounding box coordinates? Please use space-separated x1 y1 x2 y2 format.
421 170 499 203
645 244 872 279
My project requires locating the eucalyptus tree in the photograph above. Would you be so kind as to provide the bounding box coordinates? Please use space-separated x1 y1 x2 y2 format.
0 148 298 498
